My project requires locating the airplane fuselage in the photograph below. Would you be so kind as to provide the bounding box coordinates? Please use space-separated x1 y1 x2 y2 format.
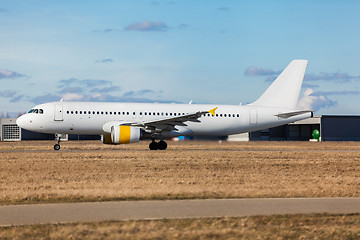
17 101 312 138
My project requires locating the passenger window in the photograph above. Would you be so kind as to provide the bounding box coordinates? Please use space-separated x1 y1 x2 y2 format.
237 114 240 117
216 114 218 117
127 112 129 115
67 111 69 114
79 111 82 114
101 112 104 115
133 112 136 115
71 111 74 114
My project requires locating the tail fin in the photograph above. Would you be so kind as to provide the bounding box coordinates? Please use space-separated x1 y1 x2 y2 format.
250 60 308 108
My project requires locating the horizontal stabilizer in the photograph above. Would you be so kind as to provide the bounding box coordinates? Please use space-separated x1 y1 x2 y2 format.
275 110 313 119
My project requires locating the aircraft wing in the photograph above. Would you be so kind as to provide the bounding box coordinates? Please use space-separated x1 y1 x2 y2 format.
128 107 218 132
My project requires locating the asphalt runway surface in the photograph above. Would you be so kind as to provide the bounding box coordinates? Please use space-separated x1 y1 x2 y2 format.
1 198 360 227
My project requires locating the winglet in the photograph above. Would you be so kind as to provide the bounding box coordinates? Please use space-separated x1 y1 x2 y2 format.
208 107 218 116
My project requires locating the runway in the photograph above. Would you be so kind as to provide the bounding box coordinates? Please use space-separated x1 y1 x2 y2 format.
1 198 360 227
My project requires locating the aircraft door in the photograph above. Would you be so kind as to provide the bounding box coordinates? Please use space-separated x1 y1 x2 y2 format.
249 108 258 125
54 104 64 121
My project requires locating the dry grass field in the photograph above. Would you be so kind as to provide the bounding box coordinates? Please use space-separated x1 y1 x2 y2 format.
0 140 360 205
1 214 360 239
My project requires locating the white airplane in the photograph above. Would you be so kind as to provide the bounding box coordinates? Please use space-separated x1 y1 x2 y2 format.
17 60 313 150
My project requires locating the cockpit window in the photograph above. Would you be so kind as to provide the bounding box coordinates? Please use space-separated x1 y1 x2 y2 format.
28 108 44 114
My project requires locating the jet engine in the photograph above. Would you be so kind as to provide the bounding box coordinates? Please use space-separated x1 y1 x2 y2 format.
102 125 141 144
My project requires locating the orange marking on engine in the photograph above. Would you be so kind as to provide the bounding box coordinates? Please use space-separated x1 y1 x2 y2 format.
119 126 131 144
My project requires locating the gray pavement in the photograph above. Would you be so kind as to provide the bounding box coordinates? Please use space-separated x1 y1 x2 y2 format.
1 198 360 226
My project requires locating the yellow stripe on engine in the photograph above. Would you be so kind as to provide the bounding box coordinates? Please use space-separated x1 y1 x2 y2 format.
119 125 131 144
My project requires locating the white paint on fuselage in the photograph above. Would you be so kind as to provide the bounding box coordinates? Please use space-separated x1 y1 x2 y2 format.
16 101 312 137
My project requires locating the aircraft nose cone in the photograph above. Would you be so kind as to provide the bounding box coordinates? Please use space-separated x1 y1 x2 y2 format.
16 115 27 128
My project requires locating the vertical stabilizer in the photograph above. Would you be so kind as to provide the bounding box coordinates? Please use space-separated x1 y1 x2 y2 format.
250 60 308 109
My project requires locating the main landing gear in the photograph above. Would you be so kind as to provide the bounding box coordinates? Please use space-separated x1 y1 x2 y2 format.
54 134 62 151
149 139 167 150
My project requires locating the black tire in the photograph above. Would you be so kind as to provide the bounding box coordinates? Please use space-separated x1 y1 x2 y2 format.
149 141 158 150
54 144 61 151
158 140 167 150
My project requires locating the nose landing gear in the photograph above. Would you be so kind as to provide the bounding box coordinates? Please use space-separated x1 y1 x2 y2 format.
54 134 62 151
149 139 167 150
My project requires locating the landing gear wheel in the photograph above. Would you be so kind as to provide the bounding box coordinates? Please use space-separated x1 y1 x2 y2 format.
158 140 167 150
54 133 62 151
149 141 158 150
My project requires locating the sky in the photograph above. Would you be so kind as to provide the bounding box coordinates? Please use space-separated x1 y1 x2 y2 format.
1 0 360 117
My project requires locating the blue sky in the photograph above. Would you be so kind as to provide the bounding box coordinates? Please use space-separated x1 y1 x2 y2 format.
1 0 360 116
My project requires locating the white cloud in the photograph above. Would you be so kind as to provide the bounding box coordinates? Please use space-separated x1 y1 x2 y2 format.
297 88 337 111
0 69 26 79
62 93 84 101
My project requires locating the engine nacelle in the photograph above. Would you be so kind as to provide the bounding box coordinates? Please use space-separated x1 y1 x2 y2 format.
103 125 141 144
